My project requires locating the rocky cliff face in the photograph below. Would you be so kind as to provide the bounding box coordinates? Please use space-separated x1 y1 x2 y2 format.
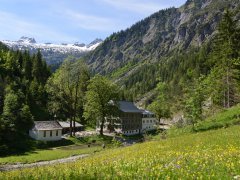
86 0 240 74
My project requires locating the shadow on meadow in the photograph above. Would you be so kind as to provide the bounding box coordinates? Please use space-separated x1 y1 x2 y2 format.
0 137 74 157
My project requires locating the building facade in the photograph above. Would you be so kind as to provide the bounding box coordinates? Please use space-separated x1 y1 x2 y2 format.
29 121 63 141
97 101 157 136
141 110 158 133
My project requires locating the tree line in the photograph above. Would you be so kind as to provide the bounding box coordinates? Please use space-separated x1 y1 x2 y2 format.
0 46 51 153
0 46 120 153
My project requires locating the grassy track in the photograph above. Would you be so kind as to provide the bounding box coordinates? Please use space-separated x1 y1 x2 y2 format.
0 135 114 165
0 145 101 165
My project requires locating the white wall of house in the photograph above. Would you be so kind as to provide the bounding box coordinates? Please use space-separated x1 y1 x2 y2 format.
142 117 157 132
29 129 62 141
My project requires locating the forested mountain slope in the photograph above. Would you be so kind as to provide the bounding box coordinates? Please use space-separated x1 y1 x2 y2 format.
86 0 240 104
87 0 239 74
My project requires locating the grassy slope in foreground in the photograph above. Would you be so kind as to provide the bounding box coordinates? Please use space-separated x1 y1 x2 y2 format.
1 125 240 179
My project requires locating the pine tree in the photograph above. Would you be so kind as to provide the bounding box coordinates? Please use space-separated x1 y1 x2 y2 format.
22 50 32 81
210 9 240 108
32 50 43 83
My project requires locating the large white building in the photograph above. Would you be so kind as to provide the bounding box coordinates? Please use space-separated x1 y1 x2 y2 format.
97 101 158 136
141 110 158 133
29 121 63 141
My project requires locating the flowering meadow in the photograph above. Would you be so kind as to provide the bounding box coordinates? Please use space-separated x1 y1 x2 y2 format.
1 125 240 179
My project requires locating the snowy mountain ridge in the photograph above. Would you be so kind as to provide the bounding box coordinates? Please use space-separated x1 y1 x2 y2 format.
1 36 103 66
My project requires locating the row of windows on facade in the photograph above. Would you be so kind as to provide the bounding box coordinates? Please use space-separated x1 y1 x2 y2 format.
123 129 139 134
144 126 154 130
142 114 156 118
122 118 140 124
122 114 155 118
122 119 157 124
122 113 141 118
43 130 59 137
143 119 157 124
122 124 140 129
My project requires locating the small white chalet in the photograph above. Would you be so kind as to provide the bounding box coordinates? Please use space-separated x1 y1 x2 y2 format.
29 121 63 141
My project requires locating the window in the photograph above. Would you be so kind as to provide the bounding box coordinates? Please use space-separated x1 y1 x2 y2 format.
50 131 52 137
143 120 145 123
43 131 46 137
56 130 58 136
150 120 152 123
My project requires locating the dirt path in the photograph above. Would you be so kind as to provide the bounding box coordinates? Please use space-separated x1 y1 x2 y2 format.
0 154 89 172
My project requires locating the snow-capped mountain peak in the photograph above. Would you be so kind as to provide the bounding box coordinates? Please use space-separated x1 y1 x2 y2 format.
1 37 103 65
17 36 36 44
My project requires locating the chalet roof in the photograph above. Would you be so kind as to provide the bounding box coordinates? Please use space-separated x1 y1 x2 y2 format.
118 101 143 113
33 121 62 130
141 110 154 115
58 121 83 128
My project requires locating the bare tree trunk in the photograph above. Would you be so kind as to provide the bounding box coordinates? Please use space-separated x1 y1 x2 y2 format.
73 116 76 136
227 67 230 108
223 73 226 108
73 74 80 137
100 118 104 136
223 91 226 108
70 117 73 137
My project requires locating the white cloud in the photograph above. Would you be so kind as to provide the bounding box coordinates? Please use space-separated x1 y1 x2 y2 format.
0 11 78 42
58 10 123 32
101 0 169 15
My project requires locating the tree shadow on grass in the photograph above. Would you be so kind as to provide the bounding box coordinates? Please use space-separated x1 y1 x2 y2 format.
0 137 74 157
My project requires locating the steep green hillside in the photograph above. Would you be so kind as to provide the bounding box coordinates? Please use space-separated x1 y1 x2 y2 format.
86 0 240 104
168 105 240 137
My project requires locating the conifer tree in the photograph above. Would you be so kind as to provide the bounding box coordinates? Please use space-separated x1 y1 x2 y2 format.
210 9 240 108
32 50 43 83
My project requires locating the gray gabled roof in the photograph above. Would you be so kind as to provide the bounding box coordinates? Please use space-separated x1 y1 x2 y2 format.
118 101 143 113
58 121 83 128
33 121 62 130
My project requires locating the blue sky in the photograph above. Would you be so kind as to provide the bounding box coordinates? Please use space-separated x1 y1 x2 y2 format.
0 0 186 44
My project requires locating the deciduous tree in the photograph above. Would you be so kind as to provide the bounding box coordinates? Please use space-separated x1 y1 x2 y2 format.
84 75 119 135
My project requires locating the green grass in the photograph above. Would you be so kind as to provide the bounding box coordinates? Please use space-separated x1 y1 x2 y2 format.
0 135 115 165
1 125 240 179
168 105 240 138
195 105 240 131
1 107 240 178
0 145 101 165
